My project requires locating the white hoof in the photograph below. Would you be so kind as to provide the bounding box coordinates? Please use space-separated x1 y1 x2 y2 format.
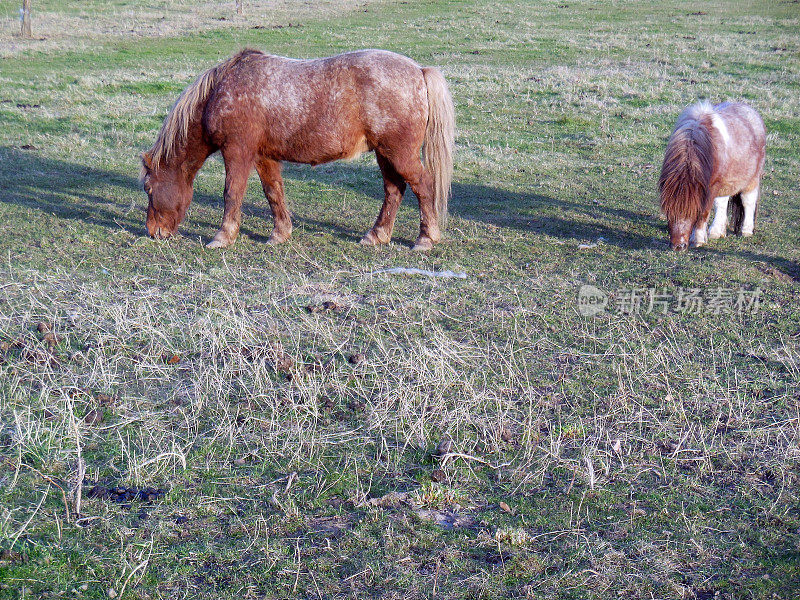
707 227 726 240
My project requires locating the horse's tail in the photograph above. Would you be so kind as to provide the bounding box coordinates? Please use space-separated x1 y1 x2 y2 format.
422 66 455 229
659 106 714 225
729 193 745 234
144 49 263 170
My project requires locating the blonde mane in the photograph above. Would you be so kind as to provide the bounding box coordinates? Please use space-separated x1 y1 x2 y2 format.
141 49 263 178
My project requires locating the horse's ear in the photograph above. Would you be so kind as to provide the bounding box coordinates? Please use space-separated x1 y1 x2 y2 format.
141 151 153 170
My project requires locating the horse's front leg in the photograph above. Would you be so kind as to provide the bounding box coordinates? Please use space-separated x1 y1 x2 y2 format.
256 158 292 244
689 208 711 248
740 185 759 237
207 148 253 249
361 154 406 246
708 196 729 239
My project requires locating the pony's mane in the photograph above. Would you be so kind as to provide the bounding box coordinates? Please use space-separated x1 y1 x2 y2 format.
141 48 264 179
659 102 715 222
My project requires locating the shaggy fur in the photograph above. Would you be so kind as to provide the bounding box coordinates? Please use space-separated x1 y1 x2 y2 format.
141 49 455 251
659 101 765 250
141 49 261 179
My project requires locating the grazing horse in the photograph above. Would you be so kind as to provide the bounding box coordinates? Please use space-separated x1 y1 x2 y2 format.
140 49 455 251
659 101 765 250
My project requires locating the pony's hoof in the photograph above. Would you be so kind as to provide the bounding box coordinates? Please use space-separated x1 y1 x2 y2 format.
741 230 754 238
206 236 233 249
361 228 392 246
708 230 726 240
360 233 378 246
412 237 434 252
267 232 290 245
360 231 384 246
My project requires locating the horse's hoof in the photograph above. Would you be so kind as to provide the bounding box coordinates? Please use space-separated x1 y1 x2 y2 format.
206 237 232 249
741 231 754 238
412 237 434 252
267 232 290 245
360 231 383 246
708 230 725 240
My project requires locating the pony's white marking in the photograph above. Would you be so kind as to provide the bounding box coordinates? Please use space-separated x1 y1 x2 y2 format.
710 112 731 150
741 186 759 236
708 195 729 239
691 220 708 247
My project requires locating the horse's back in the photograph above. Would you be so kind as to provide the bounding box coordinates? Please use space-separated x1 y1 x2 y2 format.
710 102 766 192
204 50 429 163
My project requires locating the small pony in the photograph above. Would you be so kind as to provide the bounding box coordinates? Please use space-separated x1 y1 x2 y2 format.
140 49 455 251
659 101 765 250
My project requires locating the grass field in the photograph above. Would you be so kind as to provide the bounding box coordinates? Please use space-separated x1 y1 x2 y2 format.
1 1 799 598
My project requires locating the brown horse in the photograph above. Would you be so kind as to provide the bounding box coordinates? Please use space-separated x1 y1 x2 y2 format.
659 101 765 250
141 49 455 250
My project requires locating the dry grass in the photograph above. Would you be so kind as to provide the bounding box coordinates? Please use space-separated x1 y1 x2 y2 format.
1 0 799 598
0 0 388 57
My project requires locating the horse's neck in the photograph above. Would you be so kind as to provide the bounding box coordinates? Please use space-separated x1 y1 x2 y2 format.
165 143 210 184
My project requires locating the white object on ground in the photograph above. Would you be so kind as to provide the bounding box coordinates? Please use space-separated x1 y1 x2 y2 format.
578 237 605 250
373 267 467 279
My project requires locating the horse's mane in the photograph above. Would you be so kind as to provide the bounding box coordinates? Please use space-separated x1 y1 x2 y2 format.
141 48 264 178
659 102 715 222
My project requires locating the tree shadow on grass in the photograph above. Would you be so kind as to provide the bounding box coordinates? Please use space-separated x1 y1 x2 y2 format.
1 146 797 280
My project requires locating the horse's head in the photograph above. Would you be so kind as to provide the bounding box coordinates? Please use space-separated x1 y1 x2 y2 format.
141 152 192 240
667 218 693 251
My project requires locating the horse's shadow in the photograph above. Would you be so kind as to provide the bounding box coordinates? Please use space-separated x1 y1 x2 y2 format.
1 146 797 281
279 159 665 251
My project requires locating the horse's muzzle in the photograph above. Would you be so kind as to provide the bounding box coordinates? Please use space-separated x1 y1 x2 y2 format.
150 226 172 240
670 242 688 251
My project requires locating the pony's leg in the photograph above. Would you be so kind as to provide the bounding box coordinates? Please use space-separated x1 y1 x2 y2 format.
207 147 253 249
361 154 406 246
385 156 439 251
741 185 759 237
256 158 292 244
708 196 730 239
690 209 711 248
409 169 440 251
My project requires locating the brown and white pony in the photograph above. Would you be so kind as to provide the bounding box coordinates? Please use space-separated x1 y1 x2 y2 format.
141 49 454 251
659 101 765 250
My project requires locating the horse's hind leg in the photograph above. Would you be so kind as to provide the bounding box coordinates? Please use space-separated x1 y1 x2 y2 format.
385 154 440 251
740 185 759 237
708 196 729 239
361 153 406 246
256 158 292 244
207 147 253 249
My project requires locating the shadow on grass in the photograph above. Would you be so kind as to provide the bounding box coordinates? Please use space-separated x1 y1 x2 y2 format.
1 146 797 280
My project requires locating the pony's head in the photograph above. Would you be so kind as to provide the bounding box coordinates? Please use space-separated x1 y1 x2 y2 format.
664 215 695 251
141 152 192 240
658 122 714 251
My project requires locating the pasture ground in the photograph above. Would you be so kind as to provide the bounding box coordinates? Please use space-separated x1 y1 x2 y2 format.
0 1 799 598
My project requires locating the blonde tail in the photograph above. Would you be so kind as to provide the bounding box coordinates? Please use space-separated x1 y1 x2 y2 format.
422 66 455 229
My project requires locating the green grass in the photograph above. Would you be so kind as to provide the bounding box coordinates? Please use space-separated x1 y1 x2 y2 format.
1 1 799 599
